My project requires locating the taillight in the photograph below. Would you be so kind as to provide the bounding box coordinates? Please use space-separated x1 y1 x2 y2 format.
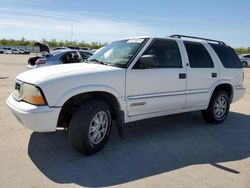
35 59 46 65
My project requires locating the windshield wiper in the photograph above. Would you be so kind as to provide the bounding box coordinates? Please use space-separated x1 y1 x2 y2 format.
88 59 108 65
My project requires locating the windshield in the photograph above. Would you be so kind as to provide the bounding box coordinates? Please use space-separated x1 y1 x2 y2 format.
88 38 147 67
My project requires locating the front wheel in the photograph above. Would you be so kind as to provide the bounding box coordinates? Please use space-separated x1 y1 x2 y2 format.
69 100 112 155
202 90 230 124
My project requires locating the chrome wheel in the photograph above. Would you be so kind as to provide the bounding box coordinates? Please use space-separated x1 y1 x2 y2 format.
88 111 109 144
214 96 227 119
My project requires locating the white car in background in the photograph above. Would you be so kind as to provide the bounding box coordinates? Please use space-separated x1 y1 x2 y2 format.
12 49 20 54
3 47 12 54
239 54 250 67
19 49 31 55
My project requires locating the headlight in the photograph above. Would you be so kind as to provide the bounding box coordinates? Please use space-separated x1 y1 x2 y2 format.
13 81 46 105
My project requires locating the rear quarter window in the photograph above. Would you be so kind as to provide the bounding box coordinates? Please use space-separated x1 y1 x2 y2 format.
210 44 242 68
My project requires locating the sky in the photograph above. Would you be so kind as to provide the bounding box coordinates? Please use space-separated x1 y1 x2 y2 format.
0 0 249 47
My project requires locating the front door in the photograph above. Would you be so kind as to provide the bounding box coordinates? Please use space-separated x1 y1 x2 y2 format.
126 39 187 116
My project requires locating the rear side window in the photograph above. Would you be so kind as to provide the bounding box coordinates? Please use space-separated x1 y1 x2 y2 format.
210 44 242 68
244 55 250 58
184 42 214 68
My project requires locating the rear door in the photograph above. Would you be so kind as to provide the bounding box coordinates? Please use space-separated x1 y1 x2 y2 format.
126 39 187 116
183 41 219 107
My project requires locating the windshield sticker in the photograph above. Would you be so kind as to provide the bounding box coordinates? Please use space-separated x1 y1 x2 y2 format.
127 39 144 43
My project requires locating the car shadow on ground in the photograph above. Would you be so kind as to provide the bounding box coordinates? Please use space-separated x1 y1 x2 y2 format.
28 111 250 187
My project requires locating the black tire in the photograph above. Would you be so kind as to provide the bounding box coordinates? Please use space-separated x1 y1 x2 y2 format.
242 61 247 67
69 100 112 155
201 90 230 124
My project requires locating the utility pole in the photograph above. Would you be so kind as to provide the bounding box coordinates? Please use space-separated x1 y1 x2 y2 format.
71 23 73 42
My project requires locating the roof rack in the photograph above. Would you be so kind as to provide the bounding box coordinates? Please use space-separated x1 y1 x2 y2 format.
170 34 226 45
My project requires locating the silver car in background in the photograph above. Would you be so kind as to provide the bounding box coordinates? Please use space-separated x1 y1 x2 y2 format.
2 47 12 54
239 54 250 67
27 42 93 69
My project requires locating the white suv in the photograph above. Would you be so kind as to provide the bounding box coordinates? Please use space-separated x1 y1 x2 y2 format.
7 35 246 155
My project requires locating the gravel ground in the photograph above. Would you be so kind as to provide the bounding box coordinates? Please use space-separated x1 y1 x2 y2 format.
0 54 250 188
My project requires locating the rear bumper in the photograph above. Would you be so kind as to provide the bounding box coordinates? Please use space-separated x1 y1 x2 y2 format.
6 94 61 132
232 85 246 103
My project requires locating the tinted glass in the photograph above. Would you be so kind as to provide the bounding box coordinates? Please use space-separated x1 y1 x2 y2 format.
61 52 80 63
184 42 214 68
210 44 242 68
79 52 91 60
244 55 250 58
140 39 182 68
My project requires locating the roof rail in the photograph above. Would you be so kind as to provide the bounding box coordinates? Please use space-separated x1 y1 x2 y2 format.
170 34 226 45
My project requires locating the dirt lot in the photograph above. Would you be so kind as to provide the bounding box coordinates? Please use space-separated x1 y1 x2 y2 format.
0 54 250 188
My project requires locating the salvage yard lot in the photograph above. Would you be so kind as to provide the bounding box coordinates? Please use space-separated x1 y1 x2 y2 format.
0 54 250 188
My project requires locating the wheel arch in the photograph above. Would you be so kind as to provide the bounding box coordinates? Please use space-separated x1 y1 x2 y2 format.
57 91 124 128
210 82 234 104
53 85 122 106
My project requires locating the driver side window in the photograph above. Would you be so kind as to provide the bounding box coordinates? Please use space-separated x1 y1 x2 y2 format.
134 39 182 69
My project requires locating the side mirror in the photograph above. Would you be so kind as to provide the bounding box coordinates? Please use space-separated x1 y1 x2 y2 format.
139 54 158 68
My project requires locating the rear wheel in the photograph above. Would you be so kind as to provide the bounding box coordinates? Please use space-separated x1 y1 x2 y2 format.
242 61 247 67
202 90 230 124
69 100 112 155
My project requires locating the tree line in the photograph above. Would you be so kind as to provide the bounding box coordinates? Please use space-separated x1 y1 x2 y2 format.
234 47 250 54
0 38 249 53
0 37 107 49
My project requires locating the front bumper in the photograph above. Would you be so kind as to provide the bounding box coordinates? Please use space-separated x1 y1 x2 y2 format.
6 94 61 132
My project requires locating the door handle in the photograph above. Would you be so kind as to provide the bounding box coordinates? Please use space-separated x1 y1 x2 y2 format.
179 73 186 79
212 73 217 78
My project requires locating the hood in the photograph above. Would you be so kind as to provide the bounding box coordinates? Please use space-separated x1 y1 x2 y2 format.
16 63 121 84
33 41 50 53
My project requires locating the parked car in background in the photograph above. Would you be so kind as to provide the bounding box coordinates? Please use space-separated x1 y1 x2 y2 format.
0 49 4 54
52 46 81 51
65 46 81 50
52 47 68 51
12 49 20 54
239 54 250 67
81 47 92 51
3 47 12 54
27 42 93 69
19 49 31 55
